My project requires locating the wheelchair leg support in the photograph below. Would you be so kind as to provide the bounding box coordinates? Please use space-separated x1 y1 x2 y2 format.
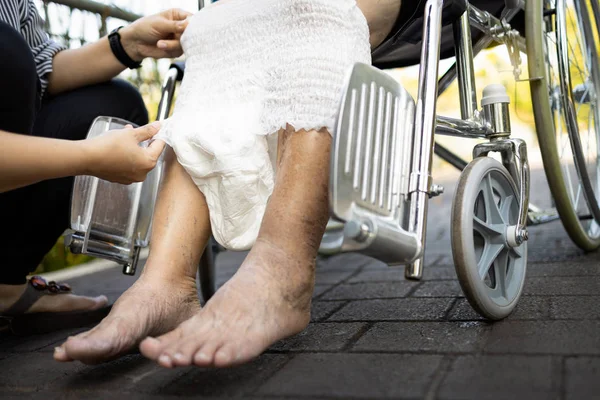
405 0 445 280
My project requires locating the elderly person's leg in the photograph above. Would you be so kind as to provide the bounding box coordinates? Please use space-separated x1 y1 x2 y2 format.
55 0 403 366
54 148 211 363
139 127 330 368
135 0 403 369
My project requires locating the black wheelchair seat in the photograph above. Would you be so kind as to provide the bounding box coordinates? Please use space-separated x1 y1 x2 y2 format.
372 0 524 70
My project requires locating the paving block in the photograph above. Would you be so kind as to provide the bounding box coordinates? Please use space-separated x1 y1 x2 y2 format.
257 353 443 399
271 323 367 352
0 328 88 354
549 296 600 320
328 298 454 321
159 354 289 397
318 253 377 272
350 266 457 282
447 297 551 321
0 352 88 390
352 322 491 353
320 281 417 301
313 285 334 299
48 354 188 394
437 355 559 400
523 277 600 296
564 356 600 400
483 320 600 355
315 270 356 285
527 261 600 277
411 281 462 297
311 301 347 322
347 268 410 283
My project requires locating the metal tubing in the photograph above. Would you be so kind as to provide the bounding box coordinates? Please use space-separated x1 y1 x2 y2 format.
156 68 179 122
436 115 491 138
406 0 445 280
468 4 526 51
483 103 512 134
453 10 479 120
434 143 469 170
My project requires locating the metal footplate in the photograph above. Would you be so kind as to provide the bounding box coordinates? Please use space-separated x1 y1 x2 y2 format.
327 63 422 264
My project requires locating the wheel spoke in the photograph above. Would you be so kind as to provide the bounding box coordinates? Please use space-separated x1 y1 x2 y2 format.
499 195 516 225
509 243 525 259
493 249 510 299
478 242 505 280
481 176 504 224
473 216 504 237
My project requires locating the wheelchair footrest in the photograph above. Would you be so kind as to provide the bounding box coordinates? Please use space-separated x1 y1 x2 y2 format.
329 63 421 264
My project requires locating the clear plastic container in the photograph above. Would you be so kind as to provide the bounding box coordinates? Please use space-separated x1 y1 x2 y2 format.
67 116 164 273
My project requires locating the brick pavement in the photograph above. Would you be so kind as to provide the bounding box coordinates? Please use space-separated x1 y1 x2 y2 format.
1 166 599 399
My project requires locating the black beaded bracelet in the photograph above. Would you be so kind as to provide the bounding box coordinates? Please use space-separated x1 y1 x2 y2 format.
108 27 142 69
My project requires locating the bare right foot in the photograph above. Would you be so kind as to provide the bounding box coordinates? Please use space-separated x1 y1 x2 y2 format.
53 273 200 365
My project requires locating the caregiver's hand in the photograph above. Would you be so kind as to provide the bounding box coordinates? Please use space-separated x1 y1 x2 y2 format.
83 122 166 184
119 8 193 61
0 123 165 193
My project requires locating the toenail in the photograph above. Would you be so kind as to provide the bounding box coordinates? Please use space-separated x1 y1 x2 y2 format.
196 352 210 362
173 353 185 361
158 354 171 365
54 347 64 355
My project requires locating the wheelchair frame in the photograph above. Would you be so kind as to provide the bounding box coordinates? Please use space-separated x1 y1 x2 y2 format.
68 0 600 319
151 0 532 299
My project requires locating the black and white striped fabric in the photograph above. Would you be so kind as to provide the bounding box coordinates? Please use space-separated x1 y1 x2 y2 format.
0 0 66 96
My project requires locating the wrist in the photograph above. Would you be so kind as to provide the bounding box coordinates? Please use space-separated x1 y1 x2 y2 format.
75 139 98 177
117 25 144 63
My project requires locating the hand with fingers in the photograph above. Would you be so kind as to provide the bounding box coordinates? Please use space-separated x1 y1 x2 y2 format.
119 8 193 62
83 121 166 184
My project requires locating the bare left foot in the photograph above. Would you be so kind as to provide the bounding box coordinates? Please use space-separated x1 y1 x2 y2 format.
139 239 314 368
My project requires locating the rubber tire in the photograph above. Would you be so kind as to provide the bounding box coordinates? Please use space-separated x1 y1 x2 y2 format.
526 0 600 251
451 157 528 320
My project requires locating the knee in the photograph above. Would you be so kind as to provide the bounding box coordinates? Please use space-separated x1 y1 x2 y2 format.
107 79 149 126
0 22 37 84
0 22 39 133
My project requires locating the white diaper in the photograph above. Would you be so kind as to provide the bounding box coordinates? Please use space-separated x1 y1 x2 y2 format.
156 0 371 250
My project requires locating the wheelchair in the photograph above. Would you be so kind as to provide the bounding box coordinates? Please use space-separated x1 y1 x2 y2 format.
66 0 600 320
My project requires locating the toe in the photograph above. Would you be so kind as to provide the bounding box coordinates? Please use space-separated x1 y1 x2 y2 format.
158 353 174 368
139 337 164 360
141 326 184 361
61 319 125 364
53 345 72 362
214 345 235 368
193 338 220 367
169 337 205 367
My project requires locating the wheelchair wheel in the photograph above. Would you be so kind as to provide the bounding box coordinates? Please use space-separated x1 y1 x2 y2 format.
527 0 600 250
451 157 527 320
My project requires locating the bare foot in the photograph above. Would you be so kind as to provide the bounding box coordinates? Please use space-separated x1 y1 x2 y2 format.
0 282 107 315
54 274 200 365
139 240 314 368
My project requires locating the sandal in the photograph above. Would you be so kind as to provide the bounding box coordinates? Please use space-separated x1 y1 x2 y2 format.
0 276 111 336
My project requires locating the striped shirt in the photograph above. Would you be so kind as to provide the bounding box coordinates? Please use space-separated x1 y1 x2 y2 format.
0 0 66 96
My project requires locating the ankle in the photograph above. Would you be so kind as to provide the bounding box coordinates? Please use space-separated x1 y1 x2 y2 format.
245 240 315 311
139 264 198 291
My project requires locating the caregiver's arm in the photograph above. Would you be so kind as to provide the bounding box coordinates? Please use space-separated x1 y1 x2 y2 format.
0 123 165 193
46 8 192 96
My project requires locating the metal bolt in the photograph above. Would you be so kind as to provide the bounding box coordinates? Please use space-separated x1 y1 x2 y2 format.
344 220 371 243
429 184 445 198
517 228 529 242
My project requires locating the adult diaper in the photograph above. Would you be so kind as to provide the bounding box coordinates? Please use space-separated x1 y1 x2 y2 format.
156 0 371 250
